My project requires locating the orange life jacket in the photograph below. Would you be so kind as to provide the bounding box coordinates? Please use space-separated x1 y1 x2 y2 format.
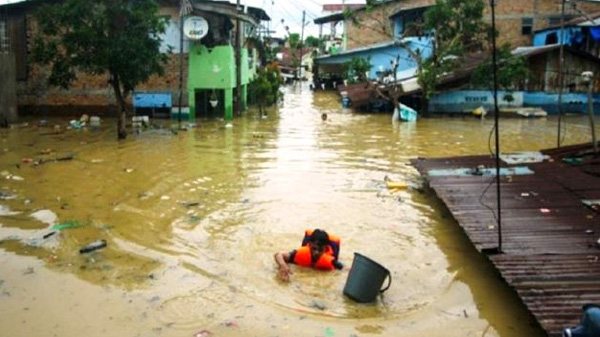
293 245 337 270
301 229 341 260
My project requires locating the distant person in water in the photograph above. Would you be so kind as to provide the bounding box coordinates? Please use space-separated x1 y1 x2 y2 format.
274 229 343 282
321 113 328 121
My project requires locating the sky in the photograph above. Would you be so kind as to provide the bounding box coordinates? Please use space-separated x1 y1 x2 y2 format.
242 0 365 38
0 0 366 38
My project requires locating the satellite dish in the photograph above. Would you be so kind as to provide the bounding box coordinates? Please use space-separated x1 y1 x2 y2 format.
183 16 209 40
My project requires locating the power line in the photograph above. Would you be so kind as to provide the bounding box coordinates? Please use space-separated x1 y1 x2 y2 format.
286 0 320 20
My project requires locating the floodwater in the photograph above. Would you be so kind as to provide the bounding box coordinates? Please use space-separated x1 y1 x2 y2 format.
0 84 596 337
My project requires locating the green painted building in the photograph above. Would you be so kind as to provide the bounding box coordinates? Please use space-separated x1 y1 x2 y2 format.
181 1 268 121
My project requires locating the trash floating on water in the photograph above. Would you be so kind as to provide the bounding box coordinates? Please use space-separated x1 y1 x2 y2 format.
384 175 408 190
310 300 327 311
33 153 75 166
180 201 199 208
79 239 107 254
69 120 84 129
472 106 487 118
52 220 84 231
386 180 408 190
0 192 17 200
43 231 57 239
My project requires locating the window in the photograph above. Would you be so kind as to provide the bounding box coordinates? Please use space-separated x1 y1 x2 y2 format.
0 20 9 53
522 18 533 35
545 32 558 44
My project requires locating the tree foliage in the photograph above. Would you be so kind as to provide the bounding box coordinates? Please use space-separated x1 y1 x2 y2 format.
248 64 283 114
304 36 321 48
32 0 169 139
471 44 529 102
412 0 489 100
287 33 301 50
343 57 371 84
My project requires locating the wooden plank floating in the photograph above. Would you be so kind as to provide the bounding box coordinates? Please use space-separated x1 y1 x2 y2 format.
412 143 600 337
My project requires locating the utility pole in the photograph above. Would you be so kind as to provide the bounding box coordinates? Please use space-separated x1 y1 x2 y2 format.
491 0 502 254
557 0 566 147
235 0 242 116
178 0 192 127
298 10 306 81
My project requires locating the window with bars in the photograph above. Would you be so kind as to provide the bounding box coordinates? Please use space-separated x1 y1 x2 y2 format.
0 20 9 53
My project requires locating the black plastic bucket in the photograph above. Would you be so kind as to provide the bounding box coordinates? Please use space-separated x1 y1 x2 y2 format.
343 253 391 303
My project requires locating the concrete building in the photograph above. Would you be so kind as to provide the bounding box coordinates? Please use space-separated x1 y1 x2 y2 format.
0 0 269 121
333 0 600 51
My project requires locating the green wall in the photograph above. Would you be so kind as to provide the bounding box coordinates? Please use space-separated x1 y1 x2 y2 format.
187 44 253 121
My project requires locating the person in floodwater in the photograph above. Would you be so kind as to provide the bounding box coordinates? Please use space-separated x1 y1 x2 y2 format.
274 229 343 282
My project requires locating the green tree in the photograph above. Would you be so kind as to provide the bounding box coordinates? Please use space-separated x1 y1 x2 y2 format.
32 0 169 139
287 33 301 50
343 57 372 84
410 0 488 106
471 44 529 102
248 64 283 115
304 36 321 48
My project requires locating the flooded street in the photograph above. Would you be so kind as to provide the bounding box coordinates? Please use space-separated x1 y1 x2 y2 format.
0 84 595 337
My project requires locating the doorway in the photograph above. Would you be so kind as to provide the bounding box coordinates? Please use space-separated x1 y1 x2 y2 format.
195 89 225 119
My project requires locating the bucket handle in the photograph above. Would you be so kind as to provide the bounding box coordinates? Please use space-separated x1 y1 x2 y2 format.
380 271 392 293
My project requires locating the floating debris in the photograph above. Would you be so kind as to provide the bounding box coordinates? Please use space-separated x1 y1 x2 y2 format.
52 220 84 231
310 300 327 311
179 201 200 208
0 192 17 200
42 231 57 239
33 153 75 166
79 239 107 254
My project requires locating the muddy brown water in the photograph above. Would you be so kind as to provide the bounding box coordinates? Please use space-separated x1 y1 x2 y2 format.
1 84 596 337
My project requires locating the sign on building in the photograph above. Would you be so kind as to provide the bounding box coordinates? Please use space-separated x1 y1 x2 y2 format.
183 16 209 40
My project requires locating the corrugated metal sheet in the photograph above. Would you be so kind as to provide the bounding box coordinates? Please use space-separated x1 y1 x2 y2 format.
338 83 374 108
412 143 600 337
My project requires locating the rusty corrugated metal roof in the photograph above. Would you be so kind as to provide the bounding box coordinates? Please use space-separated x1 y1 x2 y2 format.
412 143 600 337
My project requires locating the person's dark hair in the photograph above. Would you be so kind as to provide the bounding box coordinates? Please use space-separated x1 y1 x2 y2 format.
311 229 330 246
